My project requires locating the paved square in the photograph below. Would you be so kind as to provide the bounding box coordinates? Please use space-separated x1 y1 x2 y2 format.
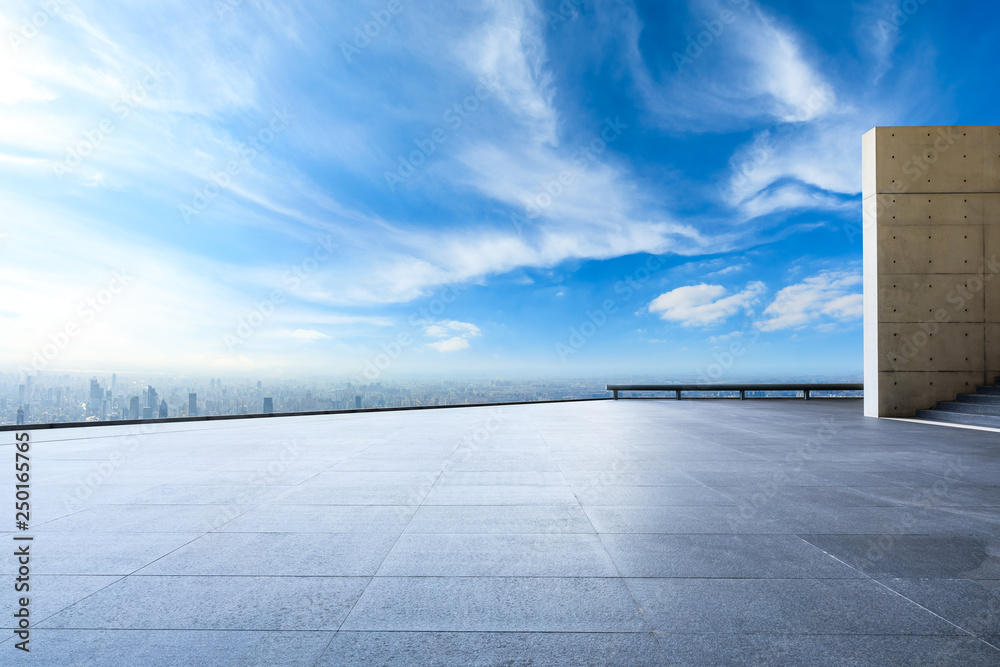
3 399 1000 664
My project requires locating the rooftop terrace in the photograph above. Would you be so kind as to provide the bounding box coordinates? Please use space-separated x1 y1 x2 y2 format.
4 399 1000 665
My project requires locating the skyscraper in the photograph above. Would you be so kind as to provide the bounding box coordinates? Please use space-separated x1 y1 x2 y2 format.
147 386 158 410
355 395 362 410
188 393 197 417
129 396 140 420
15 406 24 425
158 400 168 419
262 397 274 414
88 379 102 416
18 384 25 406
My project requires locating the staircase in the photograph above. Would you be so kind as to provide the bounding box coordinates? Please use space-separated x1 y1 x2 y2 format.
916 378 1000 429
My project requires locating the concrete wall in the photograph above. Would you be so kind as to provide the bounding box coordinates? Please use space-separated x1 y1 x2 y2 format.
863 126 1000 417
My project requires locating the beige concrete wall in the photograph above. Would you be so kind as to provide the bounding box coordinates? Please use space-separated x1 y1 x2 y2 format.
863 126 1000 417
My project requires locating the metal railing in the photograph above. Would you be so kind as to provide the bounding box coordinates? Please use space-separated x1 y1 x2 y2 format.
607 383 864 400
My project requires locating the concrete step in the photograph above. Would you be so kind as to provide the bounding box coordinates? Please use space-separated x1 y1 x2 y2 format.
956 393 1000 405
934 401 1000 417
915 409 1000 429
975 386 1000 395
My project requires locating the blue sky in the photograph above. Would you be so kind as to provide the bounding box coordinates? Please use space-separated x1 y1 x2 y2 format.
2 0 997 381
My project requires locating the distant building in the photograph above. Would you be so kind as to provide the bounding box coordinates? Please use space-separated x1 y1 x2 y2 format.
188 393 197 417
18 384 25 406
355 395 362 410
88 379 102 416
142 406 153 419
262 397 274 414
158 400 168 419
111 373 117 391
129 396 141 420
15 406 24 425
147 386 158 409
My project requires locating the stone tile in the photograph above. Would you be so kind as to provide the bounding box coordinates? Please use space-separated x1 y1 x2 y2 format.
584 505 784 534
573 485 736 506
271 485 432 505
377 534 617 577
436 471 567 485
799 534 1000 579
562 471 701 486
216 504 416 533
881 578 1000 642
683 471 833 486
0 576 123 628
137 532 400 576
652 633 1000 666
601 534 860 578
34 505 254 534
320 631 667 666
341 577 649 632
716 486 902 507
330 459 448 472
0 533 198 576
0 630 335 665
627 578 960 635
404 505 594 534
303 471 440 486
855 485 1000 507
809 470 973 487
443 456 562 472
41 576 369 630
118 485 287 505
422 485 579 505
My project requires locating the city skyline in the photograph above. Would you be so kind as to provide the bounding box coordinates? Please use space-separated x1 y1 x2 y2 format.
0 368 862 426
3 1 998 379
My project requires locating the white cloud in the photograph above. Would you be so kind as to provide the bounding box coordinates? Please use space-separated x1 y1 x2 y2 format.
428 336 471 353
758 271 862 331
424 320 481 353
648 281 766 326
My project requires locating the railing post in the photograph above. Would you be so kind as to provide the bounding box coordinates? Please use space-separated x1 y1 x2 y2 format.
676 389 681 400
740 390 745 400
804 389 810 400
613 389 618 400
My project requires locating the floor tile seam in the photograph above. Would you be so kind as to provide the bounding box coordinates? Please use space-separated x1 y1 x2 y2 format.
114 487 298 584
539 430 658 640
29 506 100 530
17 574 129 633
793 534 992 645
332 432 462 639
